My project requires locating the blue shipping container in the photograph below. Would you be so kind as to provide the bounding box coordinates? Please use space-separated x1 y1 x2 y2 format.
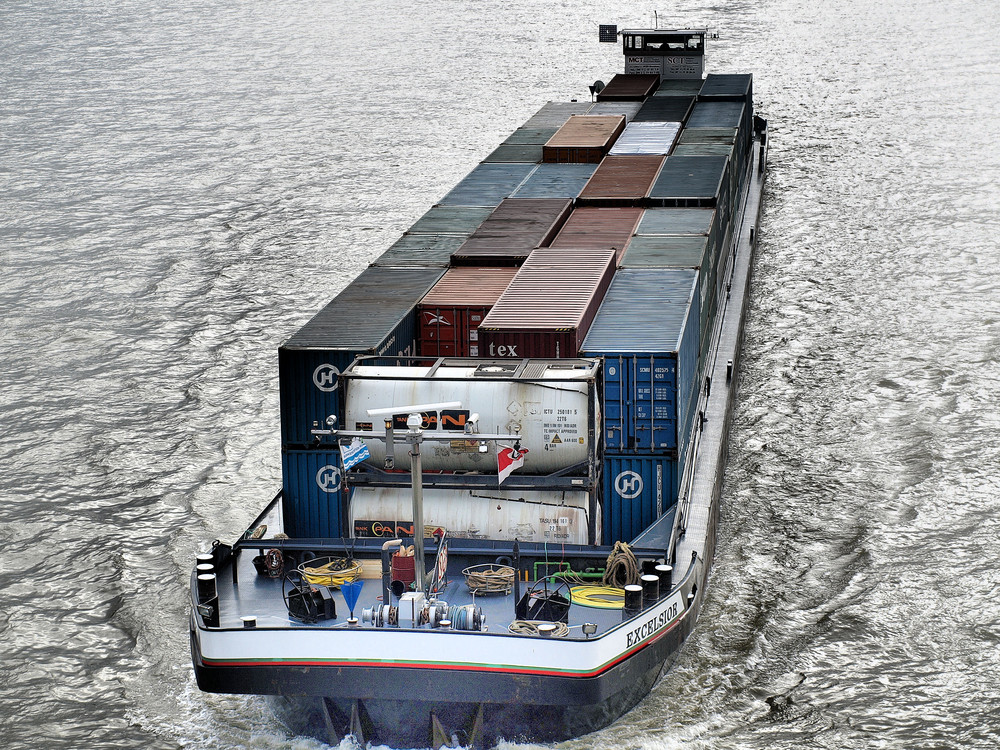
369 234 466 268
603 454 679 544
581 269 700 462
510 163 598 199
647 154 731 207
437 163 537 207
687 100 747 130
279 267 444 445
698 73 753 103
282 448 351 539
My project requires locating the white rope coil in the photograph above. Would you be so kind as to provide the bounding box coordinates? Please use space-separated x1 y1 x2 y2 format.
508 619 570 637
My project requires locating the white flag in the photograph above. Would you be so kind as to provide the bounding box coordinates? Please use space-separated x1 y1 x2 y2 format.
497 445 529 485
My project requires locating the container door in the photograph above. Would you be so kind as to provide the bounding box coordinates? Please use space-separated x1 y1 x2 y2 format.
279 349 346 448
603 454 679 543
632 355 678 451
282 449 350 538
466 307 488 358
419 306 460 345
602 356 628 451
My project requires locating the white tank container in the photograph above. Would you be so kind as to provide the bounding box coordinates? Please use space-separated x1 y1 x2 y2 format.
349 486 595 545
342 360 599 473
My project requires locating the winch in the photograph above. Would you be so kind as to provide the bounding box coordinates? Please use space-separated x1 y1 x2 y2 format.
360 598 483 631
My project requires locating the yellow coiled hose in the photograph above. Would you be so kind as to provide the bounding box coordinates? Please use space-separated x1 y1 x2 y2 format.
299 558 363 588
569 585 626 609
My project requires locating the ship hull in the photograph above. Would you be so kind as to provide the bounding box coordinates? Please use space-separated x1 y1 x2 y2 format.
194 588 703 746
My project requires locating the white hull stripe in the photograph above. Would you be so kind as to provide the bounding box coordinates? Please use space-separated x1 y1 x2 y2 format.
199 591 687 678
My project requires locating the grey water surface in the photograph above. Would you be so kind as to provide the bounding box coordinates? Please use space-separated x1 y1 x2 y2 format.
2 0 999 748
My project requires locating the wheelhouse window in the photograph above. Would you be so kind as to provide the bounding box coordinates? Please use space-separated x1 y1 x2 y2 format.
624 33 704 53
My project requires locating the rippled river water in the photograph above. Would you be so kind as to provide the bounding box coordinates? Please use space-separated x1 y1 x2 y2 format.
2 0 1000 748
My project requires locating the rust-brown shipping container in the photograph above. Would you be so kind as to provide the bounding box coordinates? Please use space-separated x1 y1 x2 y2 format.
450 198 572 267
542 115 626 164
596 73 660 101
417 267 519 357
477 246 617 358
576 155 665 207
550 207 643 262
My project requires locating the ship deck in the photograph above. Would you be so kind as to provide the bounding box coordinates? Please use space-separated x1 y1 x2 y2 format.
204 504 677 639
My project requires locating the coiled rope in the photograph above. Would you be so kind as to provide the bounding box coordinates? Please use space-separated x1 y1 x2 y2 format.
602 541 641 588
508 620 570 638
462 564 515 595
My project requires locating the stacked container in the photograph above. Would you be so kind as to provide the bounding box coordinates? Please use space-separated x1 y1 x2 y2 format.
510 163 599 199
278 267 445 537
576 155 666 207
370 234 468 269
407 205 494 236
417 267 519 357
697 73 754 154
483 126 556 164
688 101 747 199
587 101 643 121
634 95 695 123
450 198 572 267
647 154 731 208
698 73 753 103
608 121 681 156
550 207 643 262
437 162 537 207
601 454 678 546
521 102 594 129
689 99 752 204
580 268 701 543
478 246 617 359
542 115 626 163
654 78 704 96
595 73 661 100
371 196 492 269
623 208 720 373
281 449 346 539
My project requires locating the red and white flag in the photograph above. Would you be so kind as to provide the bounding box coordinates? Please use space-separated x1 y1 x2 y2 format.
497 445 529 485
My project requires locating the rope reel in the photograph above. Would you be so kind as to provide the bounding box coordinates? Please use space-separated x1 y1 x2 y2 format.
446 604 485 631
361 604 398 628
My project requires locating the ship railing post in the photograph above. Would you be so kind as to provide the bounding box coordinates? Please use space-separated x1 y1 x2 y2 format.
407 413 426 593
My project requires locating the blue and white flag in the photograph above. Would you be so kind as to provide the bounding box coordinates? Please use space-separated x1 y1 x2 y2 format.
341 438 371 471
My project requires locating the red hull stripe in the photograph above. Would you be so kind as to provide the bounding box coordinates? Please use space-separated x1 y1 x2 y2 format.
202 616 680 678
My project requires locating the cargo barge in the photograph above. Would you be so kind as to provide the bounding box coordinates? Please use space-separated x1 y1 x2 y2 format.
190 25 767 748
